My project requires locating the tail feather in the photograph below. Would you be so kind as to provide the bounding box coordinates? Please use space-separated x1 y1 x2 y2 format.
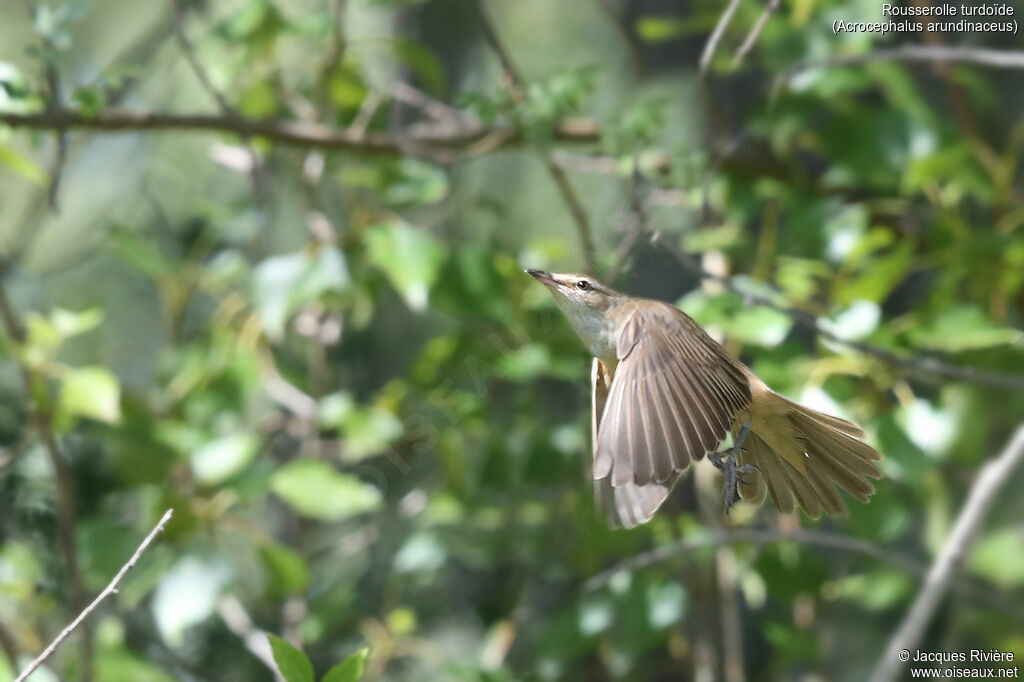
804 460 848 516
741 432 794 514
775 455 823 518
740 394 883 517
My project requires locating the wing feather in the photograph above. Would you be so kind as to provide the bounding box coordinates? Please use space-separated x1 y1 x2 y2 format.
595 302 751 493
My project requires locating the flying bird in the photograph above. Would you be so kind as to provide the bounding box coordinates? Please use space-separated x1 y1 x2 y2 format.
526 269 882 529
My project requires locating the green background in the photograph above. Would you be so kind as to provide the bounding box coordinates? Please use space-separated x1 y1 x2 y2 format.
1 0 1024 680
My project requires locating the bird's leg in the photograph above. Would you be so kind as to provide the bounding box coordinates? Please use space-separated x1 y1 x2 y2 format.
708 422 754 513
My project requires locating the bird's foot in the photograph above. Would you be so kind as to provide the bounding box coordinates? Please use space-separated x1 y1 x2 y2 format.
708 430 756 514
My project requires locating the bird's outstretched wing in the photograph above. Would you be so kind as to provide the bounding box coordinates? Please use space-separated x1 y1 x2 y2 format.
592 358 670 528
591 302 751 526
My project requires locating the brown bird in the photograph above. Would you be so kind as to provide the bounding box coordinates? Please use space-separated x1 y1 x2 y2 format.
526 269 882 529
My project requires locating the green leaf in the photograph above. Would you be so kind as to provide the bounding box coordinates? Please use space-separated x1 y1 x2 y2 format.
57 366 121 428
394 532 446 573
635 17 691 43
365 221 443 312
190 433 259 485
268 634 314 682
270 459 382 521
391 39 444 93
51 307 104 338
0 61 30 98
252 246 350 337
329 63 368 110
111 230 173 277
0 143 46 185
261 543 310 596
238 80 278 118
72 85 107 116
322 647 369 682
969 528 1024 589
907 306 1023 353
835 242 913 305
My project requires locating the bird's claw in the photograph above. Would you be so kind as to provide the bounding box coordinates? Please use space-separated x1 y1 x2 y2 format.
709 447 758 514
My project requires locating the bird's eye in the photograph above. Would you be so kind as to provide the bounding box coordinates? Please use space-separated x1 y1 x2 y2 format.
576 280 590 291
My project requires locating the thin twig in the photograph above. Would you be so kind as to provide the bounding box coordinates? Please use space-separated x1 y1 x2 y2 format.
318 0 348 98
0 619 20 670
475 0 599 274
23 0 68 212
699 0 744 76
13 509 174 682
171 0 234 114
347 91 383 140
870 424 1024 682
670 250 1024 391
732 0 781 67
606 153 648 283
392 82 468 128
0 110 601 160
217 595 285 682
545 160 599 275
607 177 1024 391
171 0 269 203
583 528 1010 615
778 45 1024 92
0 265 92 681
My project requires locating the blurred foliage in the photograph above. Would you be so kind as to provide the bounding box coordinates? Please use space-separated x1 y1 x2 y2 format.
1 0 1024 681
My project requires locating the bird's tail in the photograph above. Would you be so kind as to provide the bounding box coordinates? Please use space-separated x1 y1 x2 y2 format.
737 392 882 517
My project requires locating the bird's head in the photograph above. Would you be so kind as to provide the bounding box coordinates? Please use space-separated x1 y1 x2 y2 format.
525 270 624 359
525 270 620 313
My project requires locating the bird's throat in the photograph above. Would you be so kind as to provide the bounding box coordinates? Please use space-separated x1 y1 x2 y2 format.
556 297 620 364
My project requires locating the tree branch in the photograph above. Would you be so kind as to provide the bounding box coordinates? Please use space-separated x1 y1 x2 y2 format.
583 527 1014 616
171 0 235 114
0 110 601 160
23 0 68 211
544 160 599 275
475 0 599 274
673 251 1024 390
870 424 1024 682
778 45 1024 91
0 619 20 671
0 264 93 680
699 0 744 76
732 0 781 67
13 509 174 682
217 595 285 682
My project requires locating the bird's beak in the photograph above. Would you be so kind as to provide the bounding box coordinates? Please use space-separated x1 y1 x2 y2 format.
525 269 559 288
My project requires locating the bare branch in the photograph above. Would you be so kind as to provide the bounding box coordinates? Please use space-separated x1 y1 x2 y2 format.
0 619 20 670
870 424 1024 682
601 175 1024 392
171 0 235 114
732 0 781 67
475 0 599 274
779 45 1024 91
0 110 601 160
347 91 383 140
699 0 744 76
217 595 285 682
545 160 599 275
392 82 470 129
583 527 1014 616
0 263 92 680
21 0 68 211
669 250 1024 391
585 527 914 592
13 509 174 682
